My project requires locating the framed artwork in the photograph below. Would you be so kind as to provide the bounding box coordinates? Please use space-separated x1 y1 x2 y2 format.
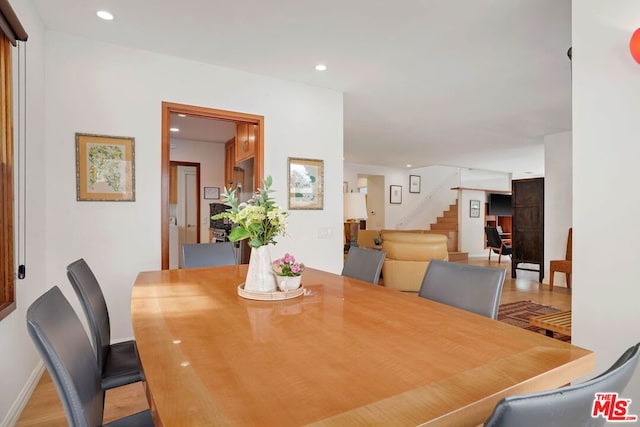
288 157 324 210
75 133 135 201
470 199 481 218
343 181 348 194
409 175 421 193
390 185 402 204
204 187 220 200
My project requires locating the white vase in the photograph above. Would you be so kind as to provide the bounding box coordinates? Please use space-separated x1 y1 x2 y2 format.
244 245 277 292
276 275 302 291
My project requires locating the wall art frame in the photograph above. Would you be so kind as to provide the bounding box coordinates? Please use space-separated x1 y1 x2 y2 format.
288 157 324 210
390 185 402 204
409 174 421 193
204 187 220 200
469 199 481 218
76 133 135 201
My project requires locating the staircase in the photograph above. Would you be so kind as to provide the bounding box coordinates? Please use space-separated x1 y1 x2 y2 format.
425 200 468 262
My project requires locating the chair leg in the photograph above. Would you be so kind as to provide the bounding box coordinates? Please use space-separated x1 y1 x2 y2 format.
488 249 492 262
549 270 554 291
498 247 503 264
566 273 571 289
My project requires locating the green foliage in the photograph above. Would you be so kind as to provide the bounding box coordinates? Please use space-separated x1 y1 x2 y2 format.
212 176 288 248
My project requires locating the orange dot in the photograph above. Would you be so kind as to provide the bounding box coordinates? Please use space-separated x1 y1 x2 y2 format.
630 28 640 63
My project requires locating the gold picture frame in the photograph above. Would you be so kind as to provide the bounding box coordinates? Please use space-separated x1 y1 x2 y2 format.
76 133 135 201
288 157 324 210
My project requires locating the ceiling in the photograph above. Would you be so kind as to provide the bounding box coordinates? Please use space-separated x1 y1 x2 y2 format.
31 0 572 175
169 115 236 144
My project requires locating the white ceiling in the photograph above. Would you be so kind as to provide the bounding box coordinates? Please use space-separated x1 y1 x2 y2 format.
31 0 572 175
170 115 236 144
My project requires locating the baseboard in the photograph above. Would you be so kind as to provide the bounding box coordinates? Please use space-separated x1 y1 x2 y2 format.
0 362 44 427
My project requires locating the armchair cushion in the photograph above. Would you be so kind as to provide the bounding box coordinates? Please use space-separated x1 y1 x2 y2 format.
381 232 448 292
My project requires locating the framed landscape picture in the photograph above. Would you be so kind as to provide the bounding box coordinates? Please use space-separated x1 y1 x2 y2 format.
288 157 324 210
390 185 402 204
75 133 135 201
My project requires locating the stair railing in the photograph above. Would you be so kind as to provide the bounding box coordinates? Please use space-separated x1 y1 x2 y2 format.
394 170 460 229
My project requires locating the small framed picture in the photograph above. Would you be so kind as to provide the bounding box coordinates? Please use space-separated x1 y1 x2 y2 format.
75 133 135 201
204 187 220 200
288 157 324 210
470 200 481 218
409 175 421 193
390 185 402 204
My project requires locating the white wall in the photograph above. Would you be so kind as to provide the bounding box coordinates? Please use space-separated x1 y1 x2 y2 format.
0 2 48 424
573 0 640 399
458 190 488 256
344 163 458 229
170 138 225 242
41 31 343 345
543 131 572 286
459 168 511 190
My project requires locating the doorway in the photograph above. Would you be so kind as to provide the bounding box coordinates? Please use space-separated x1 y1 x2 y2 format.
161 102 265 269
357 174 385 230
169 161 201 268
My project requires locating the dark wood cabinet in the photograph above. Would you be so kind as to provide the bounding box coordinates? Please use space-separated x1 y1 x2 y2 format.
511 178 544 282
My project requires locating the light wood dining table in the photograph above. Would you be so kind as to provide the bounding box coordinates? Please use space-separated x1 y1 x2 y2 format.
131 265 594 427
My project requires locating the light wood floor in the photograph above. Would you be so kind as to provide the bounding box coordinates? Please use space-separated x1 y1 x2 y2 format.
16 258 570 425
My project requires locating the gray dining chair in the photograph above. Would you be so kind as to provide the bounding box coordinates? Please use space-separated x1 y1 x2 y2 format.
181 242 237 268
27 286 154 427
417 259 505 319
341 246 386 284
67 258 144 391
484 342 640 427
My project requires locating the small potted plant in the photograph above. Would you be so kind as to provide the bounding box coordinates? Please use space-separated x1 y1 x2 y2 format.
272 253 305 291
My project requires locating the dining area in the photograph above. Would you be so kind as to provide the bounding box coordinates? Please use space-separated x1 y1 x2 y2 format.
22 255 640 426
19 175 640 426
130 264 596 426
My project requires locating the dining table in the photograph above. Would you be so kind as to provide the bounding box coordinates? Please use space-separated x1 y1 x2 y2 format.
131 265 594 426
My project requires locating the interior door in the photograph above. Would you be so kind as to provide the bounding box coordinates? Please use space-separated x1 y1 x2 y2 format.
177 165 199 266
184 170 198 244
364 174 385 230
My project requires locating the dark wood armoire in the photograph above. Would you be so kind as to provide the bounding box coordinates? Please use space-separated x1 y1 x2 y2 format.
511 178 544 281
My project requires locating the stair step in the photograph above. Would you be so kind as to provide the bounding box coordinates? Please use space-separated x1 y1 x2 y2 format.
437 216 457 223
430 222 458 231
448 252 469 262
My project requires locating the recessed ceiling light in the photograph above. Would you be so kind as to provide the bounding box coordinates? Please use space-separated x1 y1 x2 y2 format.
170 128 179 132
406 164 412 168
96 10 114 21
315 64 327 71
177 114 186 118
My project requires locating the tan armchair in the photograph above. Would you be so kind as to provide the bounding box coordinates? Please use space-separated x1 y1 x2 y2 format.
381 232 449 292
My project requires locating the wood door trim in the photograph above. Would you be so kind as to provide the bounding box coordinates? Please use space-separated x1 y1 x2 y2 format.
161 102 264 269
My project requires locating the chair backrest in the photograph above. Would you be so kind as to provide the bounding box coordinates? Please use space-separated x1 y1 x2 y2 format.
341 246 386 284
27 286 104 427
485 227 503 248
418 259 505 319
484 342 640 427
66 258 111 374
181 242 237 268
566 227 573 261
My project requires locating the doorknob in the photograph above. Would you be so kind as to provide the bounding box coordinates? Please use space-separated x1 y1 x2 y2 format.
187 224 195 228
